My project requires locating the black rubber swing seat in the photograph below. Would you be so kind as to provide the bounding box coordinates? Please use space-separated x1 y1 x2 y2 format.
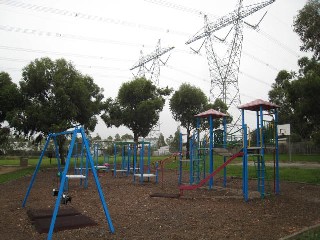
27 207 97 234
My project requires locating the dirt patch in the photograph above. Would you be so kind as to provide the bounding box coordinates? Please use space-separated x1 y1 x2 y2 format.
0 169 320 239
0 166 26 175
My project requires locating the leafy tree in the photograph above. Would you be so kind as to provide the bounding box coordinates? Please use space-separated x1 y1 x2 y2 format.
287 57 320 143
169 83 208 157
0 72 22 122
121 133 133 141
0 72 22 151
156 133 167 149
169 128 181 153
101 77 172 142
166 134 173 147
293 0 320 60
8 57 104 164
114 133 121 142
268 70 294 124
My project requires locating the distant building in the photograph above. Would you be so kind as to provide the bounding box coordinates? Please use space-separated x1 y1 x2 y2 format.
153 146 170 156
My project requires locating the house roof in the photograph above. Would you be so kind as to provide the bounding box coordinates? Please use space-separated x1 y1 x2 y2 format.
238 99 280 111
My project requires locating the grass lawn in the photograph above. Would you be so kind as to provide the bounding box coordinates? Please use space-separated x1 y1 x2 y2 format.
289 225 320 240
0 153 320 184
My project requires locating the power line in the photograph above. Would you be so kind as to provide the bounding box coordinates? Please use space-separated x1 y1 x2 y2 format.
0 45 134 62
0 24 155 47
0 1 298 73
0 56 128 71
0 0 190 37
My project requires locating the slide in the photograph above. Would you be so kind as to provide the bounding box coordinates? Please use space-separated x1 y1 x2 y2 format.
179 151 243 194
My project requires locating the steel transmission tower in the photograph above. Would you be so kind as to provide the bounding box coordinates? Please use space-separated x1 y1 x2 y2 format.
130 39 174 139
130 39 174 86
186 0 275 130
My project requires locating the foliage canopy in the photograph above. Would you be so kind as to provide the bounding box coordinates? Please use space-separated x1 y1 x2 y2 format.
101 77 172 142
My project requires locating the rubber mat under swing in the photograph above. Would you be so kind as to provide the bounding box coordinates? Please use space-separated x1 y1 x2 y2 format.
27 207 97 234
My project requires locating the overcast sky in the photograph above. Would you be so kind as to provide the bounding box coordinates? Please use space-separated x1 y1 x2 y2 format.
0 0 309 140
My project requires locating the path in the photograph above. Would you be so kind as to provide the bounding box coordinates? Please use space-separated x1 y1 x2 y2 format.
230 161 320 169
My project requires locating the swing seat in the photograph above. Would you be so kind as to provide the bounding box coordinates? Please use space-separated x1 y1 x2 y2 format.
66 174 86 179
134 173 157 178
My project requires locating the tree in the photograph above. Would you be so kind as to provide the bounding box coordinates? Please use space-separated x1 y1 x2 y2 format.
268 70 294 124
114 133 121 142
169 83 208 157
0 72 22 151
0 72 22 123
8 57 104 164
287 57 320 142
293 0 320 60
156 133 167 149
121 133 133 141
169 128 180 153
101 77 172 142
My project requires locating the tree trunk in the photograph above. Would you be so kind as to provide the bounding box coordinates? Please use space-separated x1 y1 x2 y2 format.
134 134 139 144
57 136 66 165
186 128 191 159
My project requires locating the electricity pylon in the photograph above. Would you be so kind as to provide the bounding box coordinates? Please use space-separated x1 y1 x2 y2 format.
130 39 174 139
186 0 275 131
130 39 174 86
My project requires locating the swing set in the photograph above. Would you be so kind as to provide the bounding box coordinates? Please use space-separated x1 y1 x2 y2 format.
22 126 114 240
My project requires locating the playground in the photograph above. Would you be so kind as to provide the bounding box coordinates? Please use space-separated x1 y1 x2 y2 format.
1 100 320 239
0 168 320 239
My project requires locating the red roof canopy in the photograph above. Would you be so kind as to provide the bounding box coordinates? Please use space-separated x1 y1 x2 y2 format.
238 99 279 111
195 109 227 119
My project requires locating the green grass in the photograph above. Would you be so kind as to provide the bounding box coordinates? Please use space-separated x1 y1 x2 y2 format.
278 154 320 163
290 226 320 240
0 167 34 184
1 153 320 184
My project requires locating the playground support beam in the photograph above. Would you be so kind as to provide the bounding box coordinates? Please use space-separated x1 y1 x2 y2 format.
241 109 249 201
223 116 227 188
209 115 214 189
275 109 280 194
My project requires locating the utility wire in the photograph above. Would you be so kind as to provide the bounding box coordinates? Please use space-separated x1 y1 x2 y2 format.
0 0 190 36
0 0 296 72
0 45 134 62
0 24 153 48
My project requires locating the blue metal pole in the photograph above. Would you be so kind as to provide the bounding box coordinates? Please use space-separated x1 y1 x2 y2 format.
155 162 159 183
209 115 214 189
275 109 280 194
22 133 52 207
260 105 265 198
189 134 194 185
223 116 227 188
113 143 117 177
127 144 131 176
121 145 125 170
179 133 183 185
241 109 249 201
196 117 200 183
133 143 137 182
148 142 151 174
140 141 144 183
256 111 260 146
80 127 115 234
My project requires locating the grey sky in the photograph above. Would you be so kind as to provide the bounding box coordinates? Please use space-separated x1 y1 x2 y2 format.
0 0 309 139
